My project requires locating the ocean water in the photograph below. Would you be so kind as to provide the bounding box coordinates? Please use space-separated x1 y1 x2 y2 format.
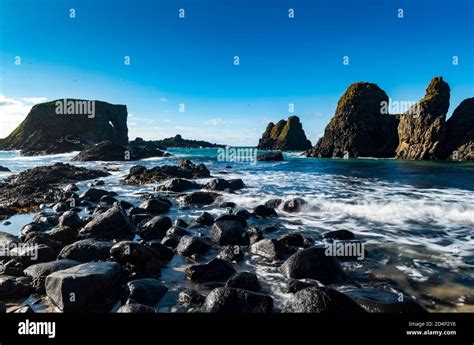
1 148 473 312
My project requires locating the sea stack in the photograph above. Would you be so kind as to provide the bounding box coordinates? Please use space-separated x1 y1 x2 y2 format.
305 82 398 158
257 116 312 151
0 99 128 155
395 77 450 160
444 97 474 161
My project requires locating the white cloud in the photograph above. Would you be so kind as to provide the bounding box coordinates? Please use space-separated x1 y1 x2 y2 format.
0 95 48 138
205 118 224 126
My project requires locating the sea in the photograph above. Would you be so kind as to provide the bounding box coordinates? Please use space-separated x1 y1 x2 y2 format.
0 148 473 312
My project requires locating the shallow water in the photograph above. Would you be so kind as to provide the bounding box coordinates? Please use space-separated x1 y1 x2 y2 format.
1 149 473 312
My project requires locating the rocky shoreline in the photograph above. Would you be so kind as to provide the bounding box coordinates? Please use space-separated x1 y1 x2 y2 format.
0 158 429 313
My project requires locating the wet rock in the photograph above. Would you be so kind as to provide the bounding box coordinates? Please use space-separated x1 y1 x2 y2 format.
110 241 162 277
283 286 365 313
0 231 19 249
20 222 51 238
253 205 278 218
278 233 307 248
8 244 57 266
0 163 108 219
0 275 33 299
214 214 247 227
344 288 427 313
158 178 201 192
161 236 180 249
52 202 68 213
257 116 312 151
282 198 307 213
218 245 244 262
64 183 79 192
0 166 11 172
185 258 235 283
256 152 284 161
219 201 236 208
130 134 222 149
226 271 261 292
45 261 123 312
323 230 355 241
178 191 219 206
235 209 251 219
139 198 172 214
280 247 345 284
125 278 168 306
46 226 79 246
166 226 190 238
175 219 189 228
205 178 245 191
246 227 263 245
59 239 112 262
58 211 82 229
211 221 244 246
146 241 174 261
24 259 80 293
117 303 158 313
73 141 166 161
100 195 118 206
250 238 293 261
196 211 214 226
264 199 282 209
202 287 273 313
22 232 61 252
139 216 172 240
123 159 210 184
178 288 205 306
80 204 134 240
80 188 117 202
177 236 210 257
286 279 318 293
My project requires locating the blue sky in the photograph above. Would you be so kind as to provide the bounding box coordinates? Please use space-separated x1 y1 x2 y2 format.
0 0 473 145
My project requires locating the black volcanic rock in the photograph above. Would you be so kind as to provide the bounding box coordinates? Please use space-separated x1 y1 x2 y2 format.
123 159 210 184
396 77 450 160
129 134 224 149
0 99 129 155
0 166 11 172
0 163 109 220
73 141 167 161
257 116 312 151
444 98 474 161
305 82 399 158
256 151 284 161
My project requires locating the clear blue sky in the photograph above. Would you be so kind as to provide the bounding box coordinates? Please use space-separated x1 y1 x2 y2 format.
0 0 473 145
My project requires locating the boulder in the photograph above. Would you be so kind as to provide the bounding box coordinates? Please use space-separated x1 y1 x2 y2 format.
250 238 293 261
59 239 112 262
205 178 245 191
80 204 134 240
178 192 219 206
282 198 307 213
139 198 172 214
344 288 426 313
283 286 365 313
202 287 273 313
80 188 117 202
146 241 175 261
305 82 399 158
110 241 162 277
257 116 312 151
177 236 210 257
158 178 201 192
58 211 82 229
0 166 11 172
225 271 261 292
196 211 214 226
252 205 278 218
138 216 172 240
323 230 355 241
46 226 79 246
218 245 244 262
117 303 158 313
0 275 33 299
280 247 345 284
178 289 205 306
396 77 451 160
24 259 80 293
185 258 235 283
256 152 284 161
211 221 244 246
125 278 168 306
214 214 247 226
45 261 123 312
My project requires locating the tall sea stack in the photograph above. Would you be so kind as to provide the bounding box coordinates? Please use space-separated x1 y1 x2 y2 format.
257 116 312 151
